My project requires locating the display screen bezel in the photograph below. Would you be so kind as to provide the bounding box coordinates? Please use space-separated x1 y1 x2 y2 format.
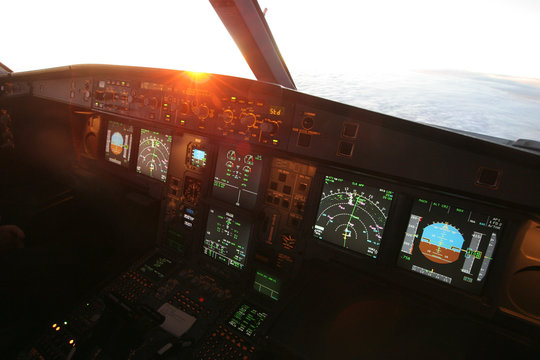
135 127 174 182
211 144 265 210
312 174 395 259
104 118 135 168
396 197 504 294
202 207 253 271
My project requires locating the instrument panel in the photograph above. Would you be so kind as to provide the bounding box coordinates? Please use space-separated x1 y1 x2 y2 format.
2 65 539 358
89 106 510 299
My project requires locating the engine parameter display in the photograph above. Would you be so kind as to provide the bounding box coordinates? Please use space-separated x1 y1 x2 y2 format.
203 208 251 270
313 175 394 258
105 120 133 167
136 129 172 182
397 198 503 293
213 146 264 209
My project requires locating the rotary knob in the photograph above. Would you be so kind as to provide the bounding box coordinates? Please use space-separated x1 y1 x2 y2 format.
240 112 256 127
179 101 190 115
193 104 209 120
150 96 160 110
260 120 279 135
222 109 234 123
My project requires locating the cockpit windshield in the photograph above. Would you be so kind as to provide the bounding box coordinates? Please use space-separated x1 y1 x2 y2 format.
2 0 254 79
258 0 540 142
3 0 540 142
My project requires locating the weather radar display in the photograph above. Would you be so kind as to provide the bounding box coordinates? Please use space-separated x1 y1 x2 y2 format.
313 175 394 258
136 129 173 182
397 198 503 293
105 120 133 167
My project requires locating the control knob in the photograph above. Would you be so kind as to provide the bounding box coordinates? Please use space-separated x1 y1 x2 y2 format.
150 96 159 110
222 109 234 123
193 104 209 120
240 112 256 127
260 120 279 135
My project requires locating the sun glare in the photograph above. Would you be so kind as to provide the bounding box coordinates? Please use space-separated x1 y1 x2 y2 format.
2 0 540 80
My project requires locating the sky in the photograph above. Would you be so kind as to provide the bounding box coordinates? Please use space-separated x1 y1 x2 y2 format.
2 0 540 80
260 0 540 79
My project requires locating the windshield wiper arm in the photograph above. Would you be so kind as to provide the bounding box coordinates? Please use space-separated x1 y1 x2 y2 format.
210 0 296 90
0 62 13 75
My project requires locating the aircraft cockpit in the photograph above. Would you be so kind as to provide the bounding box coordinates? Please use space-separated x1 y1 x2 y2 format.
1 1 539 359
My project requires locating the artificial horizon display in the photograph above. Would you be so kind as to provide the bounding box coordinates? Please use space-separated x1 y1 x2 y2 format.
104 119 133 167
397 198 503 293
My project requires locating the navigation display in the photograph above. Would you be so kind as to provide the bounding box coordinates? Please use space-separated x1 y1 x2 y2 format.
212 145 263 210
313 175 394 258
104 120 133 167
136 129 172 182
203 208 251 270
397 198 503 293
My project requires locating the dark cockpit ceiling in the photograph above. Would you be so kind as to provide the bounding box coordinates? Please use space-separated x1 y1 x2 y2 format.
1 64 539 358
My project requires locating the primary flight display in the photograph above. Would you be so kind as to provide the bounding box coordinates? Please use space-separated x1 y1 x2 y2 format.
397 198 503 293
104 120 133 167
